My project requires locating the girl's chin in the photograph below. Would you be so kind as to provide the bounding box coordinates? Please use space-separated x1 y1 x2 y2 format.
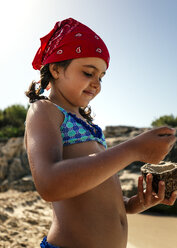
80 104 89 108
80 101 91 108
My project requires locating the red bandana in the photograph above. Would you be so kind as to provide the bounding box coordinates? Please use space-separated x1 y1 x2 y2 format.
32 18 110 70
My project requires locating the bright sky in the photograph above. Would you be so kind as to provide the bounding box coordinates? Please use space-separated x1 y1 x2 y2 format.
1 0 177 129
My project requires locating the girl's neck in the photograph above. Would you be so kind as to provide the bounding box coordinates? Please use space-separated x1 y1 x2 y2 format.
48 94 80 115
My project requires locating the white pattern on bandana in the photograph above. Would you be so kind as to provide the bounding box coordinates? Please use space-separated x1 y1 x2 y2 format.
57 49 63 54
75 33 83 37
76 47 82 53
96 48 102 53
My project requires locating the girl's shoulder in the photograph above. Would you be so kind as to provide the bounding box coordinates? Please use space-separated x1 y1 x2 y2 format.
26 99 64 127
25 99 64 152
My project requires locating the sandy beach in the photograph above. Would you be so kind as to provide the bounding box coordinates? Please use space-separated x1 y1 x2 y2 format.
0 190 177 247
0 190 52 247
127 212 177 248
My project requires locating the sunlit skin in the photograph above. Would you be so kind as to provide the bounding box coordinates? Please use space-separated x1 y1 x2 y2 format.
48 57 106 115
25 57 177 248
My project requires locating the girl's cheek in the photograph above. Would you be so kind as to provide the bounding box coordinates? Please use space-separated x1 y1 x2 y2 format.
95 88 101 96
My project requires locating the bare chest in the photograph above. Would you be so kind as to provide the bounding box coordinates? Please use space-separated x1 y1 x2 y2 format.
50 142 127 247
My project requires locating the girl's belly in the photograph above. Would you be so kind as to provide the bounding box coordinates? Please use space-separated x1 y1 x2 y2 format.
48 175 128 248
47 141 127 247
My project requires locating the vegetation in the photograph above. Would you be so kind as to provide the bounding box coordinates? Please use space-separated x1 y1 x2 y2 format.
151 115 177 128
0 104 28 138
0 104 176 138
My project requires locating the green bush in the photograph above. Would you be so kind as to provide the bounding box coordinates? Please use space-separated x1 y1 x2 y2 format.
0 104 28 138
151 115 177 127
3 105 27 127
0 126 20 138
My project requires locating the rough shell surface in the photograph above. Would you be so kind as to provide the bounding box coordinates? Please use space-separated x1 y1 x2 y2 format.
141 161 177 199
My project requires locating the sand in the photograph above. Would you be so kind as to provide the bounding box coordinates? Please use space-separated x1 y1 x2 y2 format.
0 190 52 247
127 213 177 248
0 190 176 247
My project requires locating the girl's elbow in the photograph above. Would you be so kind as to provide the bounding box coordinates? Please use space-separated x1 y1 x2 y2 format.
34 178 64 202
32 176 52 201
38 189 54 202
39 190 66 202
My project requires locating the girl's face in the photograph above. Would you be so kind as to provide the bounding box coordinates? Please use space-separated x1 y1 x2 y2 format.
50 57 107 109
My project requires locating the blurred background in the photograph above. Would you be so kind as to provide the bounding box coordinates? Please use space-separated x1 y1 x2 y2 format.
0 1 177 247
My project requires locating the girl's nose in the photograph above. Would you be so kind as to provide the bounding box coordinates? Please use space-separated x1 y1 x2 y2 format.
90 79 100 89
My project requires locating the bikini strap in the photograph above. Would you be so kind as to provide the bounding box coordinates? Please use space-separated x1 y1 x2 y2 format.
51 103 68 115
55 105 67 114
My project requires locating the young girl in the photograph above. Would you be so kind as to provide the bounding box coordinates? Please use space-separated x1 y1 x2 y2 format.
25 18 177 248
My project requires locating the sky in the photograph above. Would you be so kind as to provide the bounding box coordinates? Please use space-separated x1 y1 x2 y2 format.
0 0 177 129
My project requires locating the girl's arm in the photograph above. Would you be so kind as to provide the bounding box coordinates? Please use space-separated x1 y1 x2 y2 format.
26 100 176 202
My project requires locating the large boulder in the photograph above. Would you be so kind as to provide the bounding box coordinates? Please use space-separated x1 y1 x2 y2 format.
0 138 35 192
1 138 24 160
8 158 27 182
105 126 150 148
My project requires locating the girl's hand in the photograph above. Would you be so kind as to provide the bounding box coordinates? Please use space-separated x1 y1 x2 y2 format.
132 127 176 164
125 174 177 214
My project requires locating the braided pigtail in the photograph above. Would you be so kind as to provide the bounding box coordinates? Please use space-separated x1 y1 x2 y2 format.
79 106 93 123
25 64 51 103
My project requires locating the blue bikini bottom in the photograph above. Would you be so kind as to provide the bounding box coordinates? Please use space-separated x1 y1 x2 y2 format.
40 236 61 248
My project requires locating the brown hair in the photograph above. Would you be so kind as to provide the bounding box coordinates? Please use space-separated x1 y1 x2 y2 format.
25 60 93 122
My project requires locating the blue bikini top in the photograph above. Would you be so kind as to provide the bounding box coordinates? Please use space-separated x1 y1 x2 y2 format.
55 105 107 149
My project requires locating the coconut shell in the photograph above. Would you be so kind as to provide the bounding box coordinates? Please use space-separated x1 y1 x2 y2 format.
141 161 177 199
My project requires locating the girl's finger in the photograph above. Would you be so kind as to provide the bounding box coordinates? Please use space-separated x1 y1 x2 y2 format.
157 181 165 202
138 176 144 205
155 126 176 135
145 174 153 204
162 191 177 205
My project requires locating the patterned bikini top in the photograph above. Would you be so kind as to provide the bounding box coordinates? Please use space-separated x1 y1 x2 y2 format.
55 105 107 149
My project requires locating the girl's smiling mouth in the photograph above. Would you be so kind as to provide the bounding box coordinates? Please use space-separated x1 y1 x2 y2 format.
83 90 95 96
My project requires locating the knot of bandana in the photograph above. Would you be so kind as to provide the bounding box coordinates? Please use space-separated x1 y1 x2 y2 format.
32 18 110 70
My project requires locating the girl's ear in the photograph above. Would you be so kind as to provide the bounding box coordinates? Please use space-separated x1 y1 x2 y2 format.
49 64 60 79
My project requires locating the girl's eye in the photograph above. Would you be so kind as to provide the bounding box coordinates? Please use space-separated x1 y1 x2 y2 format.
83 72 102 83
83 72 92 77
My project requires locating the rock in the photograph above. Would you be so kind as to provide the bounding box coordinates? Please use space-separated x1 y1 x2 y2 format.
106 137 129 147
9 176 35 192
104 125 150 138
0 137 31 192
104 125 140 138
0 179 9 192
21 151 30 174
165 142 177 163
1 138 24 160
0 157 8 181
8 158 27 182
141 161 177 199
118 170 141 198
